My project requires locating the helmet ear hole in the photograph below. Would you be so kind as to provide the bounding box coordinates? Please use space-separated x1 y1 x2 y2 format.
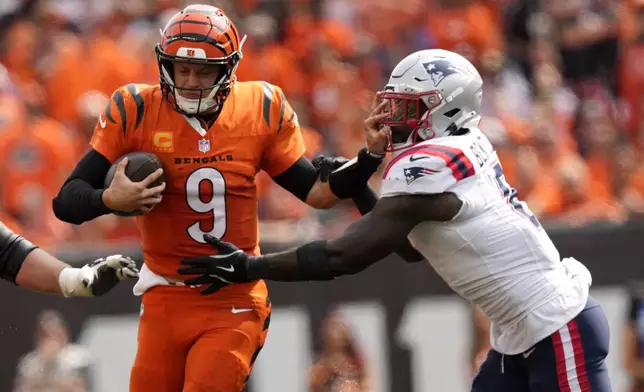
444 108 461 118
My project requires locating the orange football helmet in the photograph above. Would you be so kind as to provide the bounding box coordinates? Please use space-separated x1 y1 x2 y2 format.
155 5 245 116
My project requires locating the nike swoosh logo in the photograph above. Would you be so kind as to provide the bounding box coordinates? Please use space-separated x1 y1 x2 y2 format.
216 265 235 273
99 114 106 128
409 155 430 162
231 307 253 314
208 274 232 284
522 347 536 358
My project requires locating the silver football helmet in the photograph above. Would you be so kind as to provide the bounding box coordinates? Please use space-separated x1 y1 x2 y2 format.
379 49 484 153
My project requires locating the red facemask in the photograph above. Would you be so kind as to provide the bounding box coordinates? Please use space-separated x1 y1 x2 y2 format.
378 90 443 151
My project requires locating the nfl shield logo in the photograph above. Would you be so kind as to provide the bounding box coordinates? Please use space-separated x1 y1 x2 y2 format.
198 138 211 153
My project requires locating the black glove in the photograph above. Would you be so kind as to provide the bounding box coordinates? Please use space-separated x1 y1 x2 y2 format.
313 148 384 199
178 234 264 295
312 155 350 182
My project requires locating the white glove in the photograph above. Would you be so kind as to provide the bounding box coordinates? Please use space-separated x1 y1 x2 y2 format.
561 257 592 288
58 255 139 297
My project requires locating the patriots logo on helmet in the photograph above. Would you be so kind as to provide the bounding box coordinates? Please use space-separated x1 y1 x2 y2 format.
404 166 440 185
422 60 462 86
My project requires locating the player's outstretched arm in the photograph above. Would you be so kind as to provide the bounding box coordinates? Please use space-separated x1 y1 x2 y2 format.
271 150 385 210
0 223 138 296
178 192 462 294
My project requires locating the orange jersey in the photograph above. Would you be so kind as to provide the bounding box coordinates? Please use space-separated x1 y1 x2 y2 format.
90 81 305 298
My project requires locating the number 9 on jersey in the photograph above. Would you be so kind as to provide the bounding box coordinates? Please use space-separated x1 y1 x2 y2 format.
185 167 227 243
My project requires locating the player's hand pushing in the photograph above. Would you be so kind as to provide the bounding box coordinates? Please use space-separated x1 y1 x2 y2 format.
103 157 166 215
364 92 392 154
178 234 255 295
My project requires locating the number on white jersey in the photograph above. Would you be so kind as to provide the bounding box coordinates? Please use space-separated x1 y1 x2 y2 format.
185 167 227 243
492 162 541 229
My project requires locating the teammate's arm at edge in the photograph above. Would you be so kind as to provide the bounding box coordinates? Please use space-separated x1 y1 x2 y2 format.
0 223 138 296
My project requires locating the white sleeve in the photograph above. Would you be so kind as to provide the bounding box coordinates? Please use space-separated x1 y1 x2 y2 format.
380 145 476 198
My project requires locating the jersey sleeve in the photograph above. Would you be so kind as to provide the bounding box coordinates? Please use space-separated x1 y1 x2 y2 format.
380 144 476 198
89 84 145 163
259 83 306 177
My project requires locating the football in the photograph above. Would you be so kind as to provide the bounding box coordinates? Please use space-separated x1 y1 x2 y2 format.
104 152 165 217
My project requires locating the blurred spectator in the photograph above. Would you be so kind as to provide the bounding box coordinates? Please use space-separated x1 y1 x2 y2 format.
622 281 644 392
426 0 504 72
545 0 620 90
13 310 91 392
309 312 371 392
622 158 644 218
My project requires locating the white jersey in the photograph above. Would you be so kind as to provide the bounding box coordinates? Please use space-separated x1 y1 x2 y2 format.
380 128 590 354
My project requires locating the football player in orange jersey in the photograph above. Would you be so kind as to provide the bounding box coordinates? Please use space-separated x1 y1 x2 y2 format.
51 4 414 392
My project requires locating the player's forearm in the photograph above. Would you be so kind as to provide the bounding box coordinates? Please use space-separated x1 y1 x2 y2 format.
353 186 425 263
15 249 68 295
53 179 112 224
53 149 113 224
253 212 407 281
270 156 339 209
253 242 341 282
305 179 338 209
324 148 384 199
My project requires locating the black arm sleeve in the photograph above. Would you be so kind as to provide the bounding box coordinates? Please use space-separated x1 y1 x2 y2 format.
0 223 38 284
271 156 319 202
52 148 113 225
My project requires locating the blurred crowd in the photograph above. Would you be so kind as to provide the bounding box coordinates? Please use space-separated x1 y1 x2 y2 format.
1 0 644 251
13 310 91 392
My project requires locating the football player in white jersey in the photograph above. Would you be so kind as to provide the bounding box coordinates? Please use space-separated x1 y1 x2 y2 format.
178 49 612 391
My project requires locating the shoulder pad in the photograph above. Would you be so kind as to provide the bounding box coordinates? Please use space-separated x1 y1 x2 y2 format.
254 81 296 132
380 144 475 197
105 83 152 134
